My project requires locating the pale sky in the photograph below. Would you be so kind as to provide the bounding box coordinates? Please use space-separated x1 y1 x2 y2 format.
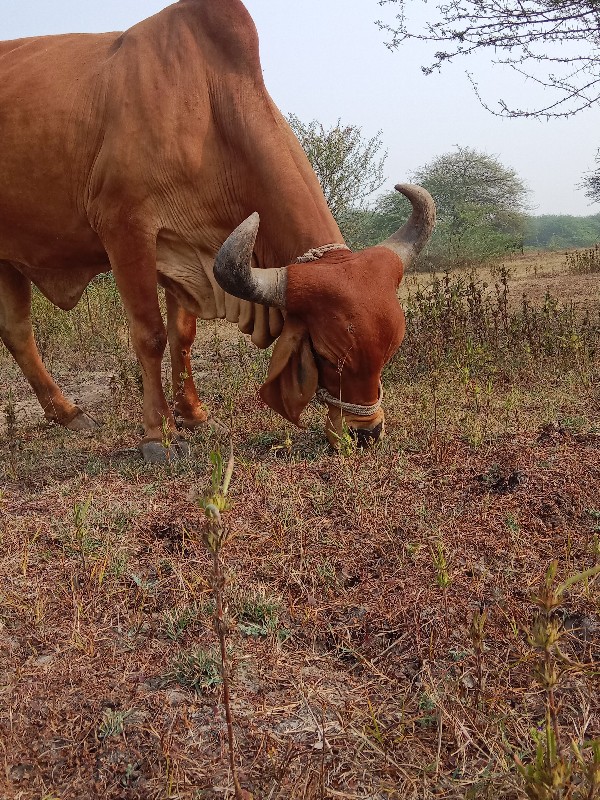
4 0 600 216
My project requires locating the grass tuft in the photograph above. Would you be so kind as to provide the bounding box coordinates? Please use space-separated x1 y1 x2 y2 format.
165 647 222 695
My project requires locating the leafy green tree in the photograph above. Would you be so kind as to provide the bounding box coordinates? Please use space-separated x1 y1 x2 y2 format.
287 115 387 247
411 147 528 219
368 147 529 268
377 0 600 118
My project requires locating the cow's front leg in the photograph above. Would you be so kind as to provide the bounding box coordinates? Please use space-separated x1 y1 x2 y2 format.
165 290 208 428
106 237 187 463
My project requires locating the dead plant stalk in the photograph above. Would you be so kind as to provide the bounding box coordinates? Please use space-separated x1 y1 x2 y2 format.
202 445 252 800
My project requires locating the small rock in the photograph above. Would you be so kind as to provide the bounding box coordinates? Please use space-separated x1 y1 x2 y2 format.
165 689 189 707
563 612 598 642
186 486 199 503
126 709 149 725
461 674 476 690
34 654 54 667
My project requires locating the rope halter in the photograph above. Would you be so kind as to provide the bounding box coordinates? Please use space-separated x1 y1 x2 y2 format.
316 383 383 417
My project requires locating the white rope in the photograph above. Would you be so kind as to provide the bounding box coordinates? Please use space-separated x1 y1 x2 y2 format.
296 243 350 263
316 383 383 417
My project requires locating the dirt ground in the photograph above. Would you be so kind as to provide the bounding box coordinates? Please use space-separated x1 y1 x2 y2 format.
1 249 599 798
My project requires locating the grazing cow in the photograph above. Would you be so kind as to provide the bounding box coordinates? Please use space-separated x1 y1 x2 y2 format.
0 0 435 461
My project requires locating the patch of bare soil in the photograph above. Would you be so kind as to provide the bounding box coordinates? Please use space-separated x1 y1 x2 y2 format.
0 369 117 435
508 271 600 311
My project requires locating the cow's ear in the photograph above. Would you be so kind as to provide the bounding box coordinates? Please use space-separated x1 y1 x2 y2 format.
259 316 318 426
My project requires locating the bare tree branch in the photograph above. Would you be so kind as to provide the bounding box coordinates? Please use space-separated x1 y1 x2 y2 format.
377 0 600 118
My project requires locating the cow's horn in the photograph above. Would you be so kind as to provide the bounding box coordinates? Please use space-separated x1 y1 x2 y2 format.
213 213 287 308
379 184 436 268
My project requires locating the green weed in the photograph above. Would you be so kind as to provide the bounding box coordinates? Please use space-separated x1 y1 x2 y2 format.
98 708 131 739
161 603 203 641
515 561 600 798
166 648 222 694
234 588 282 637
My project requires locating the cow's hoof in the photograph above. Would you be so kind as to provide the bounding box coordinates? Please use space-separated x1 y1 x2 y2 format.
175 406 209 430
140 437 190 464
177 416 208 430
65 409 99 432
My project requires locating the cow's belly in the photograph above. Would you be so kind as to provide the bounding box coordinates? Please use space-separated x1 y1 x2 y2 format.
2 226 111 310
16 262 110 310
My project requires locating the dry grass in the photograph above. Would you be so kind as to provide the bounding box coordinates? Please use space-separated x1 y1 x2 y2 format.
402 249 600 313
1 250 599 798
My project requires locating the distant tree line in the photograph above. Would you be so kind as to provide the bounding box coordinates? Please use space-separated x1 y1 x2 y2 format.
524 214 600 250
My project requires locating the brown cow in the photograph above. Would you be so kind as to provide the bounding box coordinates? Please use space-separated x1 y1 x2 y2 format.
0 0 435 462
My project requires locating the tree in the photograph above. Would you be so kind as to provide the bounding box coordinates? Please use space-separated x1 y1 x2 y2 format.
369 147 530 268
413 146 528 215
377 0 600 118
581 150 600 204
287 115 387 246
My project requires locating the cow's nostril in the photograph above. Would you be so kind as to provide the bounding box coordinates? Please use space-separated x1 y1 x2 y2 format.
350 422 383 448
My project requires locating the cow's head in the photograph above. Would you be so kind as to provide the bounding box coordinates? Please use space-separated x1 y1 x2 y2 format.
213 185 435 447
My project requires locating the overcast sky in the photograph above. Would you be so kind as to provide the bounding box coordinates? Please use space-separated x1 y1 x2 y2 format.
4 0 600 216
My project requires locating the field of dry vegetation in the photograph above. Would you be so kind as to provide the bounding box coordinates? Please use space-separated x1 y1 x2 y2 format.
1 248 600 799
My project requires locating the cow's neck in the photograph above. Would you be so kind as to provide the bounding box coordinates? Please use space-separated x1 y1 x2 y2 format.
216 104 345 269
131 4 345 268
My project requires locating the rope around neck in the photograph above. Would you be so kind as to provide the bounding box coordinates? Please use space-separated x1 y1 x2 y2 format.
296 243 350 263
316 383 383 417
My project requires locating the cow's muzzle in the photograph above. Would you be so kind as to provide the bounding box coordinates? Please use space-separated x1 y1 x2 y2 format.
324 406 385 450
350 422 384 448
